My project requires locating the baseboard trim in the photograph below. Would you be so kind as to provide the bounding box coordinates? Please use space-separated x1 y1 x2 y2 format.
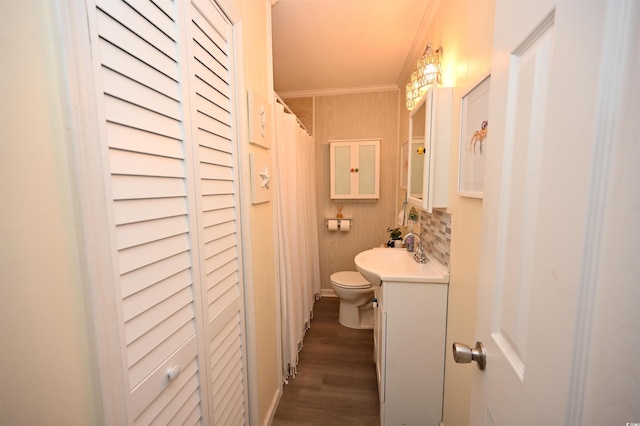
263 387 282 426
319 288 337 298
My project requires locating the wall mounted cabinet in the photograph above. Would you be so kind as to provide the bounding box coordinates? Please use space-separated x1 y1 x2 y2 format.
407 87 453 212
330 139 380 199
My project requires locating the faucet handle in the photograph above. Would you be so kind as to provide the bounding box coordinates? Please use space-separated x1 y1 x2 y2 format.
413 245 428 264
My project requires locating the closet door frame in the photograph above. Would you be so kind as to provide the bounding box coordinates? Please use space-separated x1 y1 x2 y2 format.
54 1 128 423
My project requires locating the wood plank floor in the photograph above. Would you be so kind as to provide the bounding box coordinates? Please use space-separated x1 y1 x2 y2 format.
272 297 380 425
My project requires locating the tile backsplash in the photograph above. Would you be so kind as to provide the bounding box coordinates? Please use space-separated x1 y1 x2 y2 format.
418 209 451 268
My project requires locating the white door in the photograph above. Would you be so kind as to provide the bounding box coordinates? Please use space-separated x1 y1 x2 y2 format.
464 0 640 424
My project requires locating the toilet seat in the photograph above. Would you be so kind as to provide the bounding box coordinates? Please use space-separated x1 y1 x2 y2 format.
330 271 371 289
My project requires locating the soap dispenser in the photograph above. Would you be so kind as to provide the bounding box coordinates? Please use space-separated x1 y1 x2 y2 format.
404 226 415 252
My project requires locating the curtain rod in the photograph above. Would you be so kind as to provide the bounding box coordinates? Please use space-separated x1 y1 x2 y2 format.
274 92 312 136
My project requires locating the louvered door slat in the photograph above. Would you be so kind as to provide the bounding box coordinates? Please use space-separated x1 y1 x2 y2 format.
102 68 182 120
208 271 237 302
203 221 235 243
196 128 232 152
124 286 193 345
192 0 230 41
118 233 190 275
128 319 195 387
131 351 199 424
114 198 188 226
122 268 192 321
208 280 238 316
194 76 230 116
202 194 234 211
96 10 178 81
111 175 186 200
96 0 177 60
200 179 234 196
116 216 188 250
100 40 181 101
195 103 232 140
155 381 201 426
206 261 237 291
120 252 191 298
192 41 230 91
194 92 231 127
149 0 174 20
118 0 176 40
199 162 233 181
126 306 194 370
199 144 233 167
216 371 243 423
110 149 185 177
191 9 228 63
104 95 183 140
201 208 234 227
210 321 239 375
106 123 183 157
170 389 201 426
203 247 236 275
204 234 236 258
183 401 202 426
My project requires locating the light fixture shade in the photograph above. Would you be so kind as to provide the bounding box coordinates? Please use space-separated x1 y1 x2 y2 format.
406 82 416 110
417 43 442 91
405 42 443 110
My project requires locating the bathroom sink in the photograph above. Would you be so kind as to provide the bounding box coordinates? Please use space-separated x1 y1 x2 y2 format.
354 248 449 285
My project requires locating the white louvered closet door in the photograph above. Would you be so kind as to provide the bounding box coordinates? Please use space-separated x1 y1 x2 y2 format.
183 1 248 424
88 0 247 424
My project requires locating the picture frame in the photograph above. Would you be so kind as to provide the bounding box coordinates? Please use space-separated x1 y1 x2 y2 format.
249 152 272 204
458 73 491 198
248 89 272 148
400 140 408 189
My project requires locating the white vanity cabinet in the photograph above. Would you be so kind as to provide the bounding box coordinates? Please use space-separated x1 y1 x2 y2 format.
330 139 380 199
374 280 448 426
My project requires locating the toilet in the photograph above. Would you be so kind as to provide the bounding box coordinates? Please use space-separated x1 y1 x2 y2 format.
330 271 374 329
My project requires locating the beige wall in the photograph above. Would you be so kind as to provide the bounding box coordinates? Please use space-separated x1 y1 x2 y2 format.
397 0 495 425
229 0 281 423
0 2 101 424
314 91 400 291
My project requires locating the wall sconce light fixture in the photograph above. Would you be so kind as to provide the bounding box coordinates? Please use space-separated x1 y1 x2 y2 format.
405 43 443 110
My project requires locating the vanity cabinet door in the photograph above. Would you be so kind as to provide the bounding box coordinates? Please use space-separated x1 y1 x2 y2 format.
379 281 448 426
330 139 380 199
373 286 386 403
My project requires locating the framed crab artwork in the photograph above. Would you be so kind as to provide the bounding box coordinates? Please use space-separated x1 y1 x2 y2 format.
458 73 491 198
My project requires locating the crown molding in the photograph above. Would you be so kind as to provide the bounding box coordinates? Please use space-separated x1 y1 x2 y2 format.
277 84 400 98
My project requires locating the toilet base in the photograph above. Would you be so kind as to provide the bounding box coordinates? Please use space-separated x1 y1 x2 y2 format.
338 301 374 330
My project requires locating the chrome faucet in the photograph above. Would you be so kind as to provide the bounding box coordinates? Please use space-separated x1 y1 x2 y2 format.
402 232 428 264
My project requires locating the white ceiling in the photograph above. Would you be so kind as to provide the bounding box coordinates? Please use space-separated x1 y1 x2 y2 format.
271 0 434 97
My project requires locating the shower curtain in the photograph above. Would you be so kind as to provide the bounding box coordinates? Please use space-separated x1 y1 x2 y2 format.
273 101 321 382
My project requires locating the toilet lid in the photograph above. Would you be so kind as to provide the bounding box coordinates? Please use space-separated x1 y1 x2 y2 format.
330 271 372 289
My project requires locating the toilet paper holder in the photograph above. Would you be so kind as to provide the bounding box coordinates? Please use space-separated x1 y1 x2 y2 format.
325 217 352 231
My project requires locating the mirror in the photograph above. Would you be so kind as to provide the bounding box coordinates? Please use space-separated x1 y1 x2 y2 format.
407 94 427 205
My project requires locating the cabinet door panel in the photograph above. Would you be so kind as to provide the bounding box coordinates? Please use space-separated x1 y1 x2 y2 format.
358 144 377 195
334 144 352 195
